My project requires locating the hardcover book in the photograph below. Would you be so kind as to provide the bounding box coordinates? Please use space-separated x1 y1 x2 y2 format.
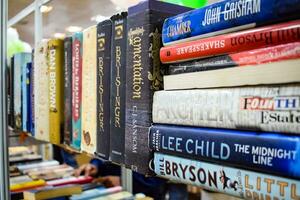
34 40 50 142
64 37 73 145
48 39 64 145
72 32 83 150
149 124 300 179
13 53 31 130
23 184 82 200
160 20 300 63
162 0 300 45
96 20 112 160
154 153 300 199
110 13 127 164
125 0 190 174
168 42 300 74
153 84 300 134
163 59 300 90
81 26 97 154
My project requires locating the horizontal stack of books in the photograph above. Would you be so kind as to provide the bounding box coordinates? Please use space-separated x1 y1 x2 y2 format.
150 0 300 199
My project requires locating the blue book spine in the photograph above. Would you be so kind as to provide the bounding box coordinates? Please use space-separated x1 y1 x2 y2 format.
162 0 300 45
26 62 33 134
149 125 300 179
154 153 300 199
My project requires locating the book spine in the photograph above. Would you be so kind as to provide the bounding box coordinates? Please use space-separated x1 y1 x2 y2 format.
150 125 300 179
26 63 33 134
154 153 300 199
110 14 127 164
13 55 21 130
34 40 50 141
162 0 300 45
96 20 112 160
30 50 35 135
64 37 73 145
81 26 97 154
168 42 300 75
72 32 83 150
9 57 14 128
153 85 300 134
48 39 64 145
22 54 32 132
160 20 300 63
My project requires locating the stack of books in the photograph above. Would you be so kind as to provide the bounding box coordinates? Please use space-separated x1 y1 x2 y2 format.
150 0 300 199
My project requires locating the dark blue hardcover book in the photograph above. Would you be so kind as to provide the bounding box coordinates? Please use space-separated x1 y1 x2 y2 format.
149 124 300 179
110 13 127 164
96 19 112 160
162 0 300 45
125 0 191 175
26 62 33 134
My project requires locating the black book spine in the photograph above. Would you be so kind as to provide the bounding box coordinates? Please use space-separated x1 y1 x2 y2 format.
109 13 127 164
96 20 112 159
125 10 172 174
9 56 14 128
63 37 73 145
168 55 237 75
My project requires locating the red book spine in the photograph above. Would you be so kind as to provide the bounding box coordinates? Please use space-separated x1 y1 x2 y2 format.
160 20 300 64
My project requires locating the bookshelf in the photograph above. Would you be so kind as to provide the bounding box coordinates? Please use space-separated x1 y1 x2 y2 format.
4 0 134 196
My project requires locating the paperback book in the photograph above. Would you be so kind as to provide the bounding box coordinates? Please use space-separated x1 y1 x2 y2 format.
64 37 73 145
125 0 190 174
154 153 300 199
168 42 300 74
96 20 112 160
22 60 32 132
149 124 300 179
153 84 300 134
72 32 83 150
162 0 300 45
34 40 50 142
81 26 97 154
110 13 127 164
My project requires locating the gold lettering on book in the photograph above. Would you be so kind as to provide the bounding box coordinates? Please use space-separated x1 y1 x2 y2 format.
98 55 104 132
49 47 57 111
114 46 121 128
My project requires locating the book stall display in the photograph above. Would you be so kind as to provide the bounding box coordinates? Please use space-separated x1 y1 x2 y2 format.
1 0 300 199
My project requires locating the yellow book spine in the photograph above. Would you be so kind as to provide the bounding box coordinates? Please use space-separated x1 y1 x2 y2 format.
10 179 46 191
48 39 64 145
81 26 97 154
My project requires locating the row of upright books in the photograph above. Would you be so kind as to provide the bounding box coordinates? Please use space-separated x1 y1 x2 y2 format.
151 0 300 199
7 0 191 172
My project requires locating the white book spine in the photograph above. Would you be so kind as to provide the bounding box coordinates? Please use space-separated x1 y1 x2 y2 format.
34 40 50 141
153 85 300 134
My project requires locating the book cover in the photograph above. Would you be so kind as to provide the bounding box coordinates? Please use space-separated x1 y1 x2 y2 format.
153 84 300 134
23 184 82 200
110 13 127 164
22 59 32 132
72 32 83 150
149 124 300 179
13 53 31 130
168 42 300 75
125 0 191 175
70 186 122 200
81 26 97 154
154 153 300 199
26 62 33 134
163 59 300 90
46 176 93 187
34 40 50 142
160 20 300 63
64 37 73 145
48 39 64 145
96 20 112 160
162 0 300 45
